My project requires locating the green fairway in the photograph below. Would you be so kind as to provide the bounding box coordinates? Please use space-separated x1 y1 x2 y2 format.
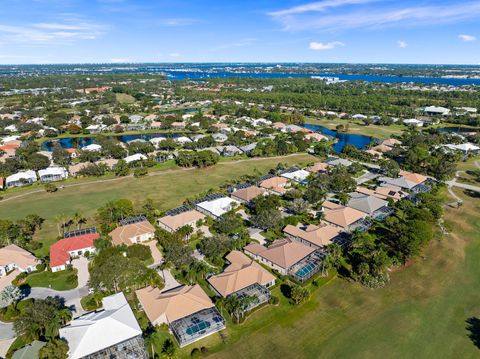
198 185 480 358
0 154 315 257
305 118 406 139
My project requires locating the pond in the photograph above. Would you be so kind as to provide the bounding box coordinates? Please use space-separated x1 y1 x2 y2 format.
303 124 375 152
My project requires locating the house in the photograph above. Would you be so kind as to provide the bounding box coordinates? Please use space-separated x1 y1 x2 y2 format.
212 133 228 143
216 145 242 157
85 124 106 133
124 153 147 164
259 176 289 195
174 136 192 145
38 166 68 183
272 122 285 130
68 162 90 177
195 197 240 219
65 148 80 158
239 142 257 155
109 220 155 246
306 162 329 173
424 106 450 116
157 209 205 233
322 201 367 231
129 115 144 123
381 138 402 147
370 144 394 153
171 121 186 129
379 170 428 191
347 192 390 217
0 177 4 190
12 341 46 359
231 186 266 204
244 239 315 275
136 285 225 347
281 169 310 184
6 170 37 188
60 292 147 359
96 158 118 170
50 231 99 272
208 251 275 310
352 114 367 120
326 157 352 167
356 186 408 202
305 133 328 142
283 223 342 249
76 86 112 94
403 119 424 127
82 143 102 152
0 245 40 277
149 137 167 147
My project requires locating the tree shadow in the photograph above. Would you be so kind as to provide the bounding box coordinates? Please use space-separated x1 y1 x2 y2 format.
463 190 480 198
466 317 480 349
280 283 291 299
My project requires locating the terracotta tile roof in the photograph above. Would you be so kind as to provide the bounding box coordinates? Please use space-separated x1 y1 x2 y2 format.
50 233 99 268
307 162 329 173
207 251 275 297
283 223 342 247
157 210 205 232
0 244 39 269
398 170 428 185
108 221 155 246
136 285 214 324
231 186 266 202
322 203 366 229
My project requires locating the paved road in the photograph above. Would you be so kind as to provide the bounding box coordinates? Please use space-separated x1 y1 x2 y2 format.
0 321 14 340
447 181 480 192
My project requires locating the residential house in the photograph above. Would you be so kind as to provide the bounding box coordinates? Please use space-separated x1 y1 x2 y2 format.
239 142 257 155
216 145 242 157
0 245 40 277
306 162 329 173
322 201 367 231
82 144 102 152
283 223 342 249
171 121 186 130
12 341 46 359
212 133 228 143
347 192 390 218
157 209 205 233
195 197 240 219
281 169 310 184
403 119 424 127
244 239 315 275
50 232 99 272
326 157 352 167
136 285 225 347
379 170 428 191
356 186 408 202
60 292 147 359
424 106 450 116
109 220 155 246
124 153 147 164
259 176 289 195
38 166 68 183
65 148 80 158
6 170 37 188
231 186 266 204
305 133 328 142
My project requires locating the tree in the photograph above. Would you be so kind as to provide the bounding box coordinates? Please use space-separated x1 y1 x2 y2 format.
290 284 309 305
250 208 282 230
14 297 72 340
379 159 400 177
199 235 231 260
286 198 310 215
213 212 244 235
45 183 57 193
25 153 50 171
161 338 177 359
0 285 22 309
114 159 130 176
39 339 69 359
52 145 71 167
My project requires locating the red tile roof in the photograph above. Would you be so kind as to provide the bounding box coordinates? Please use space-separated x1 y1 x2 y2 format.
49 233 99 268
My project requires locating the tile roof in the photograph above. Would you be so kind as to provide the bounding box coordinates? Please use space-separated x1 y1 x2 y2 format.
50 233 99 268
108 221 155 246
283 223 342 247
157 210 205 232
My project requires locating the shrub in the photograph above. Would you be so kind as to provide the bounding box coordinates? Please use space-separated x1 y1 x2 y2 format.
191 348 201 358
200 347 209 354
44 183 57 192
133 167 148 177
268 295 279 305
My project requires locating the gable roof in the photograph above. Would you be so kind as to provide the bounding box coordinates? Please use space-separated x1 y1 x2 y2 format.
244 239 314 269
50 233 99 268
136 285 214 324
207 251 275 297
60 292 142 359
108 220 155 246
0 244 39 269
157 210 205 232
283 223 342 247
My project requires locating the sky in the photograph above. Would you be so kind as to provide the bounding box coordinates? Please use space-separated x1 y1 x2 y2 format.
0 0 479 65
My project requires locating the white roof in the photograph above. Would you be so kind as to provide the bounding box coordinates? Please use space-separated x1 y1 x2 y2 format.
1 135 20 144
82 144 102 151
60 292 142 359
124 153 147 163
38 166 67 177
197 197 240 218
149 137 167 144
446 143 480 152
175 136 192 144
424 106 450 114
6 170 37 183
281 169 310 183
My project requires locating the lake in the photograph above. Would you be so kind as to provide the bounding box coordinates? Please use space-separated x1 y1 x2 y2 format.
303 124 375 152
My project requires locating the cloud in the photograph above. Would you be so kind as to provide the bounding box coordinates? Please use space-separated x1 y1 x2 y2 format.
269 1 480 32
458 34 476 42
269 0 378 16
168 53 181 57
397 40 407 48
158 18 199 27
309 41 344 50
0 21 107 44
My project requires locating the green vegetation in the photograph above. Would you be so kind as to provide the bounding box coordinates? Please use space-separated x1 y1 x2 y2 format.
24 268 78 291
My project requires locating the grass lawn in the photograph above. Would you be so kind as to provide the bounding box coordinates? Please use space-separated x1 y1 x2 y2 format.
0 154 315 257
305 117 405 139
195 179 480 358
115 93 136 104
24 268 78 291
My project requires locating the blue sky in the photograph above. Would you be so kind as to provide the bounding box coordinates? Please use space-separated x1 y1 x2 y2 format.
0 0 479 64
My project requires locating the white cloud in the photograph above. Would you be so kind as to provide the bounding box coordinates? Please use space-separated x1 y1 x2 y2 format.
158 18 199 27
269 2 480 32
110 58 130 63
0 21 107 44
458 34 476 42
168 53 181 57
397 40 408 48
309 41 344 50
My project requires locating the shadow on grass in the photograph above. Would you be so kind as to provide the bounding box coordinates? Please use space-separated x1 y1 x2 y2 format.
463 190 480 198
466 317 480 349
280 284 291 299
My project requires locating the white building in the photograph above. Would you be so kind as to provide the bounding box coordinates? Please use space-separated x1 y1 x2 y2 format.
424 106 450 116
195 197 240 219
38 167 69 183
6 170 37 188
82 144 102 152
60 292 147 359
403 119 424 127
281 169 311 184
124 153 147 164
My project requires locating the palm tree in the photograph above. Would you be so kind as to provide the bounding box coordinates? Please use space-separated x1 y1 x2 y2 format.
337 192 349 206
72 212 87 230
54 213 68 237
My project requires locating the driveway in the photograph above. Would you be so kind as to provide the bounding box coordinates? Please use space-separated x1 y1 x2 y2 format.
145 241 163 267
0 269 19 292
248 227 266 245
72 257 89 288
0 337 15 357
160 269 181 292
0 321 14 340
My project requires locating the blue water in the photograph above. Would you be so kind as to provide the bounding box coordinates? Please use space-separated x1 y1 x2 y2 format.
303 124 374 152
